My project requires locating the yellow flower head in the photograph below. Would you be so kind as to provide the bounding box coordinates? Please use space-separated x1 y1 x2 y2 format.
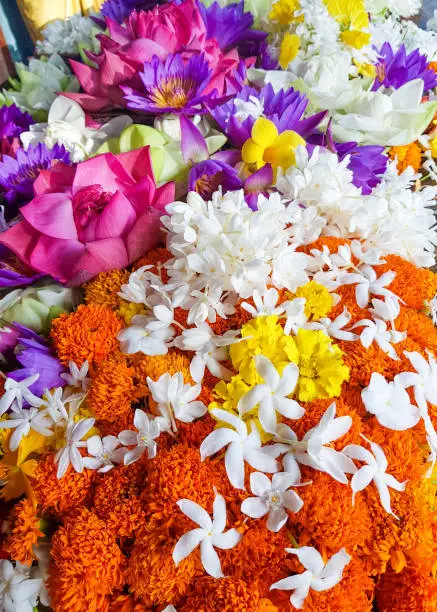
279 33 300 69
0 430 46 502
117 301 147 325
269 0 300 25
324 0 370 49
294 281 334 320
241 118 305 178
293 329 349 401
230 315 299 384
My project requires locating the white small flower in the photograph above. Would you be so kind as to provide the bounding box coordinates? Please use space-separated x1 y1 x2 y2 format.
0 560 43 612
241 288 285 318
234 95 264 122
0 374 44 416
200 409 279 490
238 356 304 434
362 373 420 431
147 372 206 432
283 298 307 335
352 318 402 360
343 436 406 518
270 546 351 609
40 387 68 424
118 409 160 465
395 351 437 409
60 361 90 392
0 407 53 451
83 435 126 473
339 265 396 308
305 308 357 342
55 418 95 479
173 492 242 578
241 472 304 532
118 314 173 355
425 295 437 326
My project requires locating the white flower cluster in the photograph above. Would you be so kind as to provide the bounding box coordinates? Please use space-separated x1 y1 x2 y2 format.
36 14 101 56
0 559 48 612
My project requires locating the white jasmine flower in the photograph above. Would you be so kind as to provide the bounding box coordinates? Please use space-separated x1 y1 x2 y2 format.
55 418 95 479
39 387 68 424
173 492 242 578
241 472 304 532
200 409 279 490
83 435 126 473
362 372 421 430
283 298 308 335
395 351 437 409
270 546 351 609
238 356 304 434
0 407 53 451
352 318 403 360
146 372 206 432
241 288 285 318
305 308 357 342
60 361 90 392
0 374 44 416
118 314 173 355
0 560 43 612
425 295 437 326
339 265 396 309
343 436 406 517
118 409 160 465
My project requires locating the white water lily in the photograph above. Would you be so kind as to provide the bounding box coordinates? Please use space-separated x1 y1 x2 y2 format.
362 372 420 430
241 472 304 532
173 492 242 578
55 418 95 479
270 547 351 609
343 436 406 517
118 409 160 465
238 356 304 434
200 409 279 490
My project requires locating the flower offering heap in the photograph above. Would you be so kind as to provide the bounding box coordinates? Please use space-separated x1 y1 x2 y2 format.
1 0 437 611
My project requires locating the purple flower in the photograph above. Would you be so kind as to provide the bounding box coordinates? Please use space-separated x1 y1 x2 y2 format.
212 84 326 147
0 142 71 209
336 142 388 194
372 43 437 92
8 324 66 397
122 53 229 115
197 0 267 56
0 245 43 288
100 0 156 23
0 104 33 141
189 159 243 199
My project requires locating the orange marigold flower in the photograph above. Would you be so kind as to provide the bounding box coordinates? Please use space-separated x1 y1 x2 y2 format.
48 508 124 612
177 413 216 448
377 255 437 311
298 236 350 256
389 142 422 174
180 577 262 612
375 565 437 611
92 463 147 539
131 247 172 278
109 593 150 612
84 269 130 310
2 499 44 565
88 354 136 427
126 521 197 608
30 453 95 518
51 304 123 372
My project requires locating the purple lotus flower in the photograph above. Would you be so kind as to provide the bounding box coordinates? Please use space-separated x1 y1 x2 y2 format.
122 53 229 115
336 142 388 194
0 245 43 288
372 43 437 92
8 324 66 398
189 159 243 199
0 142 71 210
211 84 326 147
0 104 33 141
197 0 267 56
100 0 157 23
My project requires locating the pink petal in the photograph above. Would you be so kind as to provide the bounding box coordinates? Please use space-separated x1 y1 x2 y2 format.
69 238 129 285
105 18 132 45
116 146 154 183
0 221 37 268
33 164 75 196
181 116 209 164
72 154 134 195
69 60 101 95
124 39 168 63
21 193 78 240
30 235 85 283
95 191 137 240
61 92 112 113
126 211 163 263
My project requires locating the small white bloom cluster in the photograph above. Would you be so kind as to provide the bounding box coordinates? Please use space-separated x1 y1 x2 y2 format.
36 14 101 56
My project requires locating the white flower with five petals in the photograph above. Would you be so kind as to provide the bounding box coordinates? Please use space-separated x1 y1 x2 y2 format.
55 418 95 479
361 372 420 430
0 559 43 612
118 409 160 465
83 435 126 473
0 406 53 451
0 374 44 416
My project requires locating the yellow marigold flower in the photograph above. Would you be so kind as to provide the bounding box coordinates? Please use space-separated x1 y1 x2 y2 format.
429 136 437 159
294 281 333 320
229 315 299 384
117 300 147 324
269 0 300 25
241 118 305 177
325 0 370 49
279 33 300 69
293 329 349 401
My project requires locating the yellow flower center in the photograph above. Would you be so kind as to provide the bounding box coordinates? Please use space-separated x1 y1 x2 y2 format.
151 77 192 108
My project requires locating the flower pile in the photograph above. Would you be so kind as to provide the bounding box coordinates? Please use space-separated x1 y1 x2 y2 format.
1 0 437 611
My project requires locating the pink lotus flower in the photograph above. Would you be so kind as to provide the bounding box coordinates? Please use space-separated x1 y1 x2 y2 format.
0 147 174 286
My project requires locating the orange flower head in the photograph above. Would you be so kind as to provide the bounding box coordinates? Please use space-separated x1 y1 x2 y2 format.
389 142 422 174
131 246 172 277
109 593 150 612
180 577 262 612
2 498 44 565
30 453 95 518
377 255 437 311
376 565 437 612
48 508 124 612
84 268 130 310
51 304 123 372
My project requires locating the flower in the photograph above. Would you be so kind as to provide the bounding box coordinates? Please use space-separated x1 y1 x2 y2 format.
0 104 33 159
118 408 160 464
270 546 351 609
83 435 126 472
200 408 278 489
343 436 406 517
55 418 95 479
147 372 207 431
21 97 132 163
122 53 227 115
237 355 304 434
172 492 242 578
101 0 152 23
3 499 44 566
395 350 437 409
361 372 420 430
0 142 70 209
241 471 304 531
0 247 43 289
189 160 243 200
0 147 175 285
372 43 437 92
61 361 90 392
118 313 174 356
241 117 305 176
0 559 42 612
334 141 388 194
0 374 44 416
36 13 102 56
0 405 52 452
